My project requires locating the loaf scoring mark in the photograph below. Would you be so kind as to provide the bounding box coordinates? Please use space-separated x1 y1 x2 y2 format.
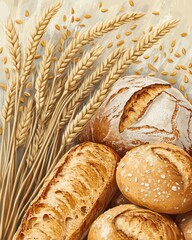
106 87 129 105
119 84 170 132
151 146 192 190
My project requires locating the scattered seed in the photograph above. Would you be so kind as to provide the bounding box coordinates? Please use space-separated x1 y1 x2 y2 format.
171 40 176 47
181 65 187 70
189 63 192 68
63 15 67 22
116 34 121 39
71 8 75 14
135 60 142 64
130 24 137 30
175 52 181 58
159 45 163 51
161 71 168 76
132 38 138 42
167 58 174 63
25 10 30 17
184 93 188 99
144 55 150 59
170 71 177 76
168 79 176 84
5 68 9 74
135 71 141 75
80 23 86 27
15 19 23 24
163 52 167 58
34 54 41 59
117 40 124 46
26 82 32 89
125 31 132 36
99 2 102 8
107 42 113 48
148 64 158 72
153 56 159 63
0 48 3 54
148 26 153 32
7 73 10 80
84 14 92 19
0 83 7 90
129 0 134 7
75 17 80 22
71 16 75 23
180 85 185 92
24 92 30 97
66 29 71 36
170 48 173 53
148 73 156 77
20 97 24 103
182 48 186 55
41 40 46 47
152 11 160 15
181 32 188 37
63 26 67 30
184 75 189 83
3 57 7 64
19 106 24 112
101 8 108 13
55 24 60 31
175 65 180 70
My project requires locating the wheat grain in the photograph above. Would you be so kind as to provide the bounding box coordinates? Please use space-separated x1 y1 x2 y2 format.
54 12 144 78
16 100 33 148
35 42 55 113
61 19 178 146
20 2 61 86
59 46 125 128
5 19 21 72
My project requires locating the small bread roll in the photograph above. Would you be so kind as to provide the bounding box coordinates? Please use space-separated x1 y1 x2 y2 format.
79 75 192 156
116 143 192 214
110 190 130 208
176 211 192 240
88 205 184 240
13 142 120 240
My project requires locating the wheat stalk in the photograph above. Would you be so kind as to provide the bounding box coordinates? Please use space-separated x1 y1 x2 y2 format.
5 19 21 72
61 20 178 147
45 46 103 121
16 100 33 148
20 2 61 86
59 46 125 128
35 42 55 113
54 12 144 78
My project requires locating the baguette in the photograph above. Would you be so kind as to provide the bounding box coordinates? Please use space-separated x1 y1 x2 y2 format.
13 142 120 240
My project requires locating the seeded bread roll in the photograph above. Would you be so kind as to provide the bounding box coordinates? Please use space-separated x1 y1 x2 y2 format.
88 204 184 240
116 143 192 214
79 75 192 156
176 211 192 240
13 142 120 240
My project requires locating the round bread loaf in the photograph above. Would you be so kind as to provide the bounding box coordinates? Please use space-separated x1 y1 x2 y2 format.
176 211 192 240
88 204 184 240
116 143 192 214
79 75 192 156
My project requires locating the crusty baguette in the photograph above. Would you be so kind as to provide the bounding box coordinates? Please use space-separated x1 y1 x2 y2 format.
13 142 120 240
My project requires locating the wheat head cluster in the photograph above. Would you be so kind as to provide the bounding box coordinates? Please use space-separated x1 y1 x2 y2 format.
0 1 178 239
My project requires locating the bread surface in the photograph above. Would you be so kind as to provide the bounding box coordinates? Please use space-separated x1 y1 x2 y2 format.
13 142 120 240
79 75 192 156
176 211 192 240
88 204 184 240
116 143 192 214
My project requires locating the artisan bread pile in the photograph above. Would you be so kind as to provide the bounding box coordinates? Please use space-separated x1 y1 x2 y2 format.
13 76 192 240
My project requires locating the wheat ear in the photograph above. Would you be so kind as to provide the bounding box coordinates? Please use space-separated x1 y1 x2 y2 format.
59 46 125 128
46 46 103 120
61 20 178 147
35 42 55 113
54 12 144 78
5 19 21 72
20 2 61 86
16 100 33 148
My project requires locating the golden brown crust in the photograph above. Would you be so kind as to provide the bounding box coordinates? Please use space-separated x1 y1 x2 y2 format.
79 75 192 156
88 204 184 240
176 211 192 240
13 142 120 240
116 143 192 214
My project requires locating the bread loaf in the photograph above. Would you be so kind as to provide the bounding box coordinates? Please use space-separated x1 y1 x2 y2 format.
79 75 192 156
88 204 184 240
176 211 192 240
116 143 192 214
13 142 120 240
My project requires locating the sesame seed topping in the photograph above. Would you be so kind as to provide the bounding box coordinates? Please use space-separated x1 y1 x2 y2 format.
161 174 165 179
127 173 132 177
172 186 178 192
125 187 129 192
135 177 138 183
